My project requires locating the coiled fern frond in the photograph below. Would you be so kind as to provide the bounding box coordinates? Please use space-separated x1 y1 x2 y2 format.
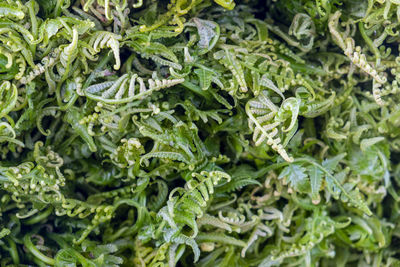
158 170 231 238
85 73 184 104
246 91 294 162
87 31 122 70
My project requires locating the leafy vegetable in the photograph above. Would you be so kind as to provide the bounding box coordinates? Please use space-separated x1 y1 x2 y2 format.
0 0 399 266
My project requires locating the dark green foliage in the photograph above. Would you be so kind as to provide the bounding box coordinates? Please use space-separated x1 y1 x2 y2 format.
0 0 399 266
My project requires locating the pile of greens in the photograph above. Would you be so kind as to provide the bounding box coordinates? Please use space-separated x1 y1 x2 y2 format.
0 0 400 265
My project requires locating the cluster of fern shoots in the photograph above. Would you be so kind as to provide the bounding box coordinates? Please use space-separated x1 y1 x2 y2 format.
0 0 400 266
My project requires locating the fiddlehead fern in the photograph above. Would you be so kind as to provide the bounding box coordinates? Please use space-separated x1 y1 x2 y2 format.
246 91 294 162
87 31 122 70
158 170 231 239
0 1 397 266
85 73 184 104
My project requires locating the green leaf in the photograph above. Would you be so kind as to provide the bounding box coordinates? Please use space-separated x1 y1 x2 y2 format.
194 68 214 91
322 153 346 171
279 164 309 192
307 165 323 204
